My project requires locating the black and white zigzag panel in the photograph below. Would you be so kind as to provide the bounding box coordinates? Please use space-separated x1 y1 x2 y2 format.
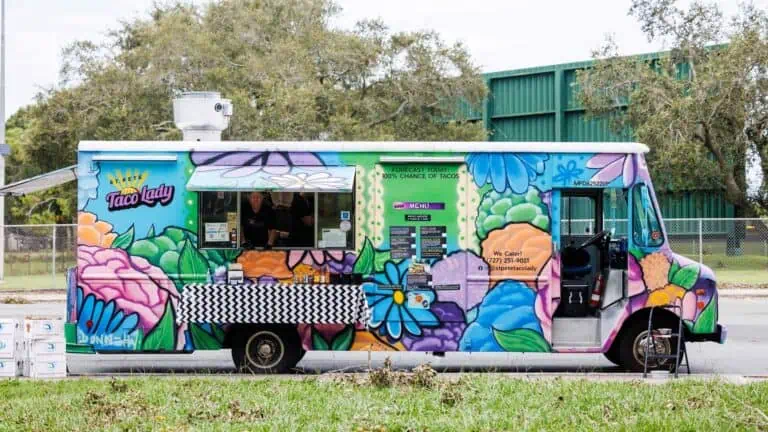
177 283 370 325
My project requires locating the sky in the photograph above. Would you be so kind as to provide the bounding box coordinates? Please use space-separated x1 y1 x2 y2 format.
5 0 765 119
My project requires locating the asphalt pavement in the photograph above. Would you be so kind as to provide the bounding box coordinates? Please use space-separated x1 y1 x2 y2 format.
1 297 766 376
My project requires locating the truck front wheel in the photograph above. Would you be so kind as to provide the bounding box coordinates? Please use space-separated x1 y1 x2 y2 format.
232 326 303 374
618 319 679 372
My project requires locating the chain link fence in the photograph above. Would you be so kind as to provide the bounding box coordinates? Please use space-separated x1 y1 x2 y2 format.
0 219 766 291
1 224 76 291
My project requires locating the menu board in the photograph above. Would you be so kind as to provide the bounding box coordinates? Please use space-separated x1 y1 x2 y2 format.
390 226 416 259
420 226 447 259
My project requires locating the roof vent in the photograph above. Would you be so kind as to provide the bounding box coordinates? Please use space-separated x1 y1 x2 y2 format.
173 91 233 141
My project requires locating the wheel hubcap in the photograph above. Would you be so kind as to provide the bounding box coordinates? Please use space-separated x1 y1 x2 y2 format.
245 331 284 370
633 329 673 368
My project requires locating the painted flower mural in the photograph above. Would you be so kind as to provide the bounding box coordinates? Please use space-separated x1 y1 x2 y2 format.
476 187 550 239
76 288 141 351
77 245 178 337
190 151 325 176
268 170 351 190
288 250 356 274
586 153 637 187
363 260 439 340
77 154 99 210
467 153 548 194
78 212 117 248
481 223 551 288
236 250 293 281
430 251 489 311
553 160 585 185
401 302 466 351
459 280 546 352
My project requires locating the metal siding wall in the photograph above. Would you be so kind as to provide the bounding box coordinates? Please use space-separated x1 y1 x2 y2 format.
489 73 555 117
491 115 556 141
482 58 734 220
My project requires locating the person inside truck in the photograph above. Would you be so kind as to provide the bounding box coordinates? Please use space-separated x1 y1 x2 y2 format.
289 192 314 247
241 191 278 249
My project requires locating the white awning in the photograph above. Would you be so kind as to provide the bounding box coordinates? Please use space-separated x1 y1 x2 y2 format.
0 165 77 196
186 165 356 192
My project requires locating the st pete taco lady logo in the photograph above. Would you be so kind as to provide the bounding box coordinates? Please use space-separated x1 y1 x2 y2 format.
106 169 175 211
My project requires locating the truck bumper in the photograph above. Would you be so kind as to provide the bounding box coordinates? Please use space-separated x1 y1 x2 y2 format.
689 324 727 344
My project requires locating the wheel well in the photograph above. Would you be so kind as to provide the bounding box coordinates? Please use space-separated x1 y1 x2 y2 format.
607 307 688 352
222 324 298 349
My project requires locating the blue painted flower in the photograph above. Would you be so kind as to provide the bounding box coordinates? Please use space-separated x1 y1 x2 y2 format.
459 280 542 351
363 260 439 340
76 287 141 351
77 154 99 210
467 153 548 193
553 160 585 185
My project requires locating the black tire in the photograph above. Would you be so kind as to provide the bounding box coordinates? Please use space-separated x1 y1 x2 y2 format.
231 326 302 374
603 342 622 366
618 319 680 373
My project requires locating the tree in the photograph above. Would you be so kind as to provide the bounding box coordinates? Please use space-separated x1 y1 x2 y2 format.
11 0 487 223
577 0 768 216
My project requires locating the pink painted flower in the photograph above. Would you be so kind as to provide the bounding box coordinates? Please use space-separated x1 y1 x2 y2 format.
627 254 646 297
77 245 178 335
288 250 344 269
586 154 637 187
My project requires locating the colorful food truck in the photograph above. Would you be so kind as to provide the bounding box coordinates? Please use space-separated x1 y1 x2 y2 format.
0 93 726 373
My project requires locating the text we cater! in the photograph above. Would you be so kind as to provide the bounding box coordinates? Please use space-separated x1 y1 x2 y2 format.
0 92 725 374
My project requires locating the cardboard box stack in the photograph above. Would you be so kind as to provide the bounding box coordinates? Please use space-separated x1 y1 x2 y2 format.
23 318 66 378
0 318 22 377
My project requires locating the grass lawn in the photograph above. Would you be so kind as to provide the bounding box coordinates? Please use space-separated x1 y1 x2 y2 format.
0 274 66 291
0 377 766 431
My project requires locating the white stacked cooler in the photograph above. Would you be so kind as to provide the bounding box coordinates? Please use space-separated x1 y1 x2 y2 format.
0 318 22 377
23 318 67 378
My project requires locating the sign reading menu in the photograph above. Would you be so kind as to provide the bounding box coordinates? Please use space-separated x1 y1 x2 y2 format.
390 226 416 259
420 226 447 259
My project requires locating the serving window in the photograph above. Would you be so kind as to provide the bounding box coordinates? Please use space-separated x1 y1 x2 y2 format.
198 191 355 250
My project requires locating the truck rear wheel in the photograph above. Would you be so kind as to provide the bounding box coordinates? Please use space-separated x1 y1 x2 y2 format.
232 326 302 374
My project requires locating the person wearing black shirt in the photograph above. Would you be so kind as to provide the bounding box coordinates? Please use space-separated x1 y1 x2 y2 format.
241 192 277 248
290 192 314 247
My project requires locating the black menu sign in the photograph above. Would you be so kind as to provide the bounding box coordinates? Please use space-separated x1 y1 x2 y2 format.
420 226 446 259
390 226 416 259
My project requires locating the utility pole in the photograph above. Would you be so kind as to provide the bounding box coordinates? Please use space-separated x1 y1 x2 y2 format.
0 0 7 282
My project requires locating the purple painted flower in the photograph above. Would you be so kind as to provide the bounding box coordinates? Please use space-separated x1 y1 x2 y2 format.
430 251 490 311
191 151 325 176
586 153 637 187
287 250 356 274
401 302 466 351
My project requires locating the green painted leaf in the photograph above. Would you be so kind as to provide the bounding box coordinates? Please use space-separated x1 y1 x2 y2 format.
112 225 135 250
671 264 699 290
330 326 355 351
353 239 374 275
693 298 716 334
142 302 176 351
668 261 680 282
629 247 644 262
146 225 155 238
178 239 209 286
493 328 551 353
311 330 330 350
190 324 222 350
373 251 392 273
212 325 226 343
222 249 242 262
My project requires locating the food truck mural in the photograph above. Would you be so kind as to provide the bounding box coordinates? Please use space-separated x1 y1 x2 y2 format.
64 138 724 373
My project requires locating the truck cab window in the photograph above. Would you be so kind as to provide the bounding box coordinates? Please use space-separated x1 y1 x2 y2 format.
602 188 628 238
632 184 664 248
